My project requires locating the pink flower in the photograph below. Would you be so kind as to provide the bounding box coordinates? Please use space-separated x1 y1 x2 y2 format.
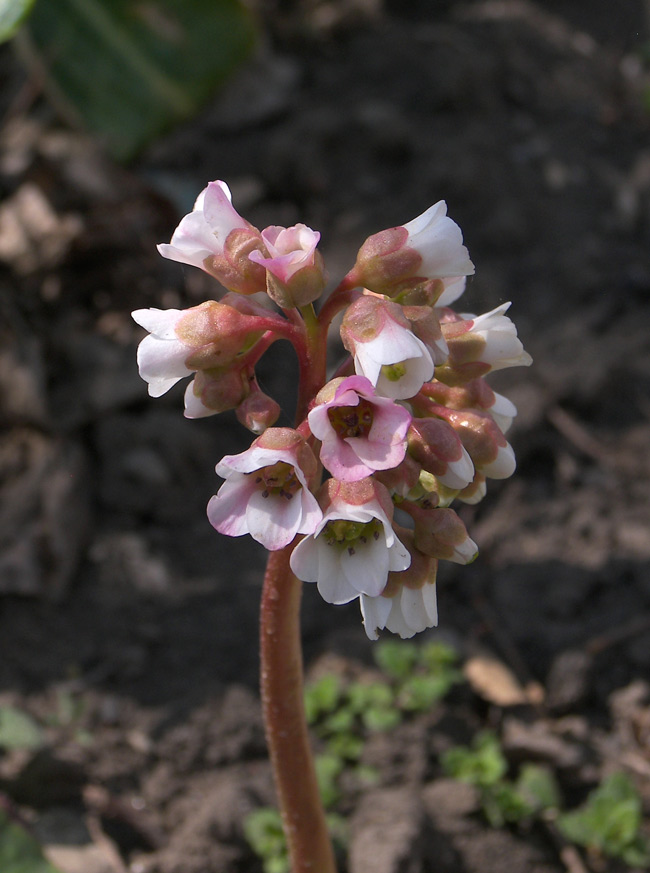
248 223 326 308
207 429 322 550
341 297 434 400
157 181 267 295
290 478 411 605
249 224 320 283
308 376 412 481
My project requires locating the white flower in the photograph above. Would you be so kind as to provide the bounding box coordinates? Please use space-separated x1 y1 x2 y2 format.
354 324 434 400
157 181 251 270
402 201 474 280
132 308 191 397
290 479 410 605
361 583 438 640
459 303 532 371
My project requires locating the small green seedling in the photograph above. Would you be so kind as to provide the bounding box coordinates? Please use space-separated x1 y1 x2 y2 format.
243 808 289 873
442 731 560 827
557 772 650 867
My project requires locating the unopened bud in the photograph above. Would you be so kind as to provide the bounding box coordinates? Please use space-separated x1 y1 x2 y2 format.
236 384 281 434
401 502 478 564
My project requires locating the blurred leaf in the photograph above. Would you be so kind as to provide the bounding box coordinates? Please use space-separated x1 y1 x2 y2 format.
373 640 418 680
557 773 650 866
398 672 460 712
0 0 36 42
516 764 561 813
0 808 63 873
315 753 344 808
361 705 401 732
304 675 341 725
442 731 507 788
20 0 257 159
0 707 43 751
243 808 289 873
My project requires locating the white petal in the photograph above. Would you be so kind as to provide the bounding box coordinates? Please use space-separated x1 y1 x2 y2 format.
437 446 475 489
132 308 183 338
137 334 192 397
482 442 516 479
360 594 392 640
244 489 303 550
342 538 390 598
183 381 217 418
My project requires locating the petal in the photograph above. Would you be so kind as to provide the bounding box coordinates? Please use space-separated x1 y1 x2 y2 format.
317 546 362 604
137 334 192 397
244 489 303 550
341 539 390 598
183 381 217 418
132 308 182 338
360 594 392 640
207 476 259 537
320 437 373 481
482 442 516 479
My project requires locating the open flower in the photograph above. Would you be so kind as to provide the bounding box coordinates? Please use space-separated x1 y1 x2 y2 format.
352 201 474 295
308 376 412 481
437 302 532 385
157 180 267 294
132 298 270 414
360 529 438 639
207 429 321 550
290 478 410 605
132 308 192 397
341 296 434 400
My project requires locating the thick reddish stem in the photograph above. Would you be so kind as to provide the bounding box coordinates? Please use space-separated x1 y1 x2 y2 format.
260 547 337 873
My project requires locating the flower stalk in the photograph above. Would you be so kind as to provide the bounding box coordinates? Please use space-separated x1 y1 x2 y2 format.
260 546 338 873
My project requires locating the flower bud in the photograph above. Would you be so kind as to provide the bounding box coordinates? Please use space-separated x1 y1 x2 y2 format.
175 299 265 370
400 502 478 564
184 366 252 418
441 408 516 479
249 224 327 308
236 382 281 434
407 417 475 490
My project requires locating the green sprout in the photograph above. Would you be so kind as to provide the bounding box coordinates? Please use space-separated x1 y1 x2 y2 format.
557 772 650 867
442 732 561 827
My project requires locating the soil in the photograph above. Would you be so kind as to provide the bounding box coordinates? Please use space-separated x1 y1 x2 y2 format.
1 1 650 872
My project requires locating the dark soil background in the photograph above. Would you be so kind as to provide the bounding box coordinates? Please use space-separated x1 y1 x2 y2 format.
1 1 650 871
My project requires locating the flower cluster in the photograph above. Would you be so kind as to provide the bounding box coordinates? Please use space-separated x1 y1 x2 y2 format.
134 181 531 639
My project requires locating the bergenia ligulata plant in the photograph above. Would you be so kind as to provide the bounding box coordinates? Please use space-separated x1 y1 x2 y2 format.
133 181 531 872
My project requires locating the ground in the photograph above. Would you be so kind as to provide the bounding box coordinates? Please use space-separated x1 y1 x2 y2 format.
1 0 650 871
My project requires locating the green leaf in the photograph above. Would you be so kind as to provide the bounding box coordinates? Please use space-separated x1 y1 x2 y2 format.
243 808 289 873
516 764 562 813
0 809 64 873
20 0 257 159
0 0 36 42
418 641 459 672
315 754 344 808
557 773 650 864
398 673 459 712
0 707 44 751
304 675 341 725
373 640 418 680
361 705 401 733
442 731 507 788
